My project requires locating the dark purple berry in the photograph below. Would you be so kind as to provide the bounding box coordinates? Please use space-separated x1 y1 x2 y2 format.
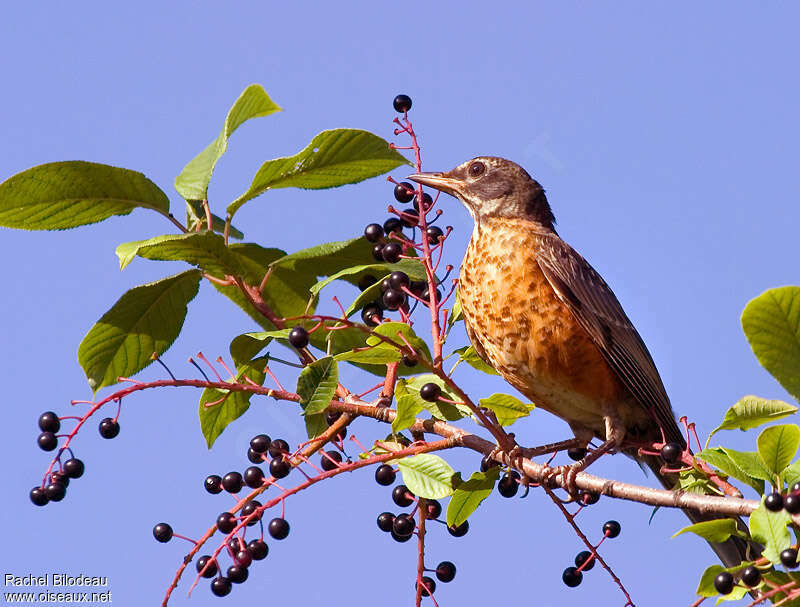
400 208 419 228
325 409 342 426
785 494 800 514
740 565 761 587
382 288 406 311
603 520 621 538
714 571 734 594
358 274 377 291
361 304 383 327
391 529 413 543
38 411 60 433
562 566 583 588
791 482 800 494
781 548 799 568
216 512 237 534
480 454 500 472
321 450 342 471
765 492 784 512
222 471 243 493
392 484 414 507
247 539 268 561
392 514 415 537
377 512 395 532
393 94 412 113
435 561 456 583
409 281 427 297
660 442 682 464
50 472 69 488
567 447 587 462
240 500 262 525
196 555 218 578
421 287 441 305
375 465 396 486
383 217 403 235
579 491 600 506
247 448 264 464
414 192 433 212
205 475 223 494
498 471 520 498
210 576 231 597
288 326 309 349
372 243 385 261
364 223 383 243
37 432 58 451
45 482 66 501
382 242 402 263
575 550 595 571
389 271 410 290
227 564 249 583
63 458 84 479
402 355 417 367
419 383 441 402
153 523 173 543
30 487 49 506
394 182 415 203
268 439 289 458
244 466 264 488
98 418 120 439
425 225 444 244
416 576 436 596
426 500 442 519
268 517 290 540
269 456 290 479
447 521 469 537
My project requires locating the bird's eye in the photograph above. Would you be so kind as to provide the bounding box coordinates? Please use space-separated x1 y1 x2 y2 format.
468 161 485 177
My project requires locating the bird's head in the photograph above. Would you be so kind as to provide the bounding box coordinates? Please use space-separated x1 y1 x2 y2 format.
408 156 555 228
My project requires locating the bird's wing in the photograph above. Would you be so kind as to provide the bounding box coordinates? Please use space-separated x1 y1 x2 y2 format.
535 234 682 444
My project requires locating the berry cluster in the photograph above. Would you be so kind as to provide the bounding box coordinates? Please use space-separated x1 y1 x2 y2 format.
714 564 767 595
764 483 800 515
562 521 621 588
30 411 86 506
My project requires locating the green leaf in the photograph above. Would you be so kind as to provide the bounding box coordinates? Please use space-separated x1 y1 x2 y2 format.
696 564 725 597
392 379 424 433
697 447 764 494
199 356 267 447
478 393 534 426
0 161 170 230
396 453 457 499
453 346 499 375
719 447 774 483
783 459 800 488
446 467 500 527
305 413 328 440
228 129 410 216
742 286 800 402
707 395 798 445
77 270 201 392
116 231 246 277
229 333 273 367
345 278 386 317
672 519 743 543
404 374 473 421
175 84 281 201
366 322 432 357
757 424 800 476
447 289 463 328
296 357 338 417
334 346 401 365
309 259 427 296
185 199 244 239
750 500 792 564
270 237 375 276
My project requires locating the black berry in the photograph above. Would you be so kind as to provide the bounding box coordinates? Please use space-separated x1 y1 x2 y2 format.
394 182 415 203
372 243 385 261
416 576 436 597
740 565 761 587
714 571 734 594
50 472 69 488
37 431 58 451
268 439 289 458
391 529 413 543
414 192 434 212
575 550 595 571
269 456 290 479
781 548 798 568
227 565 248 584
419 383 441 402
268 517 290 540
497 471 521 498
400 208 419 228
392 484 415 507
153 523 173 543
426 500 442 519
382 242 402 263
288 326 309 349
45 482 66 502
196 555 218 578
240 500 262 525
562 566 583 588
382 288 406 311
567 447 587 461
358 274 377 291
389 271 410 290
244 466 265 488
361 303 383 327
375 464 396 486
222 471 244 493
447 521 469 537
210 576 231 597
409 280 427 297
393 94 412 113
377 512 395 532
235 549 253 568
765 492 784 512
205 475 223 494
216 512 237 534
435 561 456 583
425 225 444 244
320 450 342 471
791 482 800 494
402 355 417 367
98 418 120 439
38 411 60 433
30 486 49 506
603 520 621 538
364 223 383 243
247 539 268 561
63 458 84 479
579 491 600 506
247 448 264 464
383 217 403 236
480 454 500 472
660 442 682 464
421 287 441 305
392 514 415 537
785 494 800 514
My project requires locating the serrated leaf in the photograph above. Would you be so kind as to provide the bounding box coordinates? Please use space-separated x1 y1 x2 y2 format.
750 500 791 564
672 519 743 542
758 424 800 476
228 129 410 216
446 467 500 527
678 468 717 494
405 374 473 421
115 231 246 277
78 270 201 392
742 286 800 402
707 395 798 445
185 199 244 239
453 346 499 375
175 84 281 201
296 357 338 417
719 448 774 483
199 356 267 447
0 161 170 230
478 393 534 426
396 453 457 499
697 447 764 494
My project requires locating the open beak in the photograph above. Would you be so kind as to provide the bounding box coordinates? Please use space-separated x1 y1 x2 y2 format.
407 172 463 197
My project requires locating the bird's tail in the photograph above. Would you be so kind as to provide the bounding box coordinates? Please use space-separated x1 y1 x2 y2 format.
642 454 760 568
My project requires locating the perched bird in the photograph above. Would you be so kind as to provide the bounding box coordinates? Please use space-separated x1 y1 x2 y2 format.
409 157 754 568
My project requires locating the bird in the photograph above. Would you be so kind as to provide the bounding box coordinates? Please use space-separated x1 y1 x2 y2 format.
408 156 755 569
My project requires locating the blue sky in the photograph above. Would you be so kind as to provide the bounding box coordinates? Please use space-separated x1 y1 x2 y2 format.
1 3 799 606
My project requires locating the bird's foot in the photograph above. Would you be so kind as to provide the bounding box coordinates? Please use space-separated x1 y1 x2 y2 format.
540 463 580 496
